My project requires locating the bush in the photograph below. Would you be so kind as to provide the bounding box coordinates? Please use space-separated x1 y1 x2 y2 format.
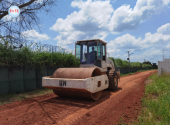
0 40 152 69
0 42 79 67
109 57 152 68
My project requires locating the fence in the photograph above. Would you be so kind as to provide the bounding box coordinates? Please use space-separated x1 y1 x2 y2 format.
0 38 74 54
0 65 152 95
115 67 151 74
0 65 72 95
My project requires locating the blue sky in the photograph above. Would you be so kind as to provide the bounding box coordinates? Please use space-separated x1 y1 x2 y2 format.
16 0 170 64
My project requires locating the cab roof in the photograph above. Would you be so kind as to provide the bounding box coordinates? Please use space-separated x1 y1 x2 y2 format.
77 39 107 45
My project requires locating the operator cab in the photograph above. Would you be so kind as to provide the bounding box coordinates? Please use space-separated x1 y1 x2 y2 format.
75 39 107 68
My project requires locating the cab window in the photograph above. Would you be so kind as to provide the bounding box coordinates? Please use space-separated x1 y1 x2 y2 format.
98 43 102 60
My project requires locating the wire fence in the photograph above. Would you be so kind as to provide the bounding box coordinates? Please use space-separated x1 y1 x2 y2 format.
0 39 75 54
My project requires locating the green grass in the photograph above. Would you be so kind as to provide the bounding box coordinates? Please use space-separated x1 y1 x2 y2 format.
0 88 53 105
133 73 170 125
117 117 127 125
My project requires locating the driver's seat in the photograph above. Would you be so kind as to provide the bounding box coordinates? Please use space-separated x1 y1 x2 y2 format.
85 51 96 64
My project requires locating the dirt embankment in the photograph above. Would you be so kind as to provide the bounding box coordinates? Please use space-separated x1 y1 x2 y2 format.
0 70 157 125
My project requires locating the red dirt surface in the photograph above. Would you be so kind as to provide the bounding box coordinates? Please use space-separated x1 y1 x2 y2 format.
0 70 157 125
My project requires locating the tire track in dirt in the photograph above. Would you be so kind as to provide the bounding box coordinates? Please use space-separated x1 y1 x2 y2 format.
0 70 157 125
58 70 157 125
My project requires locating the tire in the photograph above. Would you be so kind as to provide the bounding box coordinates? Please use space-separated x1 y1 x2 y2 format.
107 70 118 91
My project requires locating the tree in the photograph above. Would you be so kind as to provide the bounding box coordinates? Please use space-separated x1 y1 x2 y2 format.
143 61 152 65
0 0 57 43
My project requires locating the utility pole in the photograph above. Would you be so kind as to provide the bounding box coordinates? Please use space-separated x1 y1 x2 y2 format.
127 51 130 73
127 51 134 73
144 59 145 69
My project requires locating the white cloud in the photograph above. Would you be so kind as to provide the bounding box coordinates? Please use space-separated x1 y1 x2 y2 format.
130 48 163 63
167 43 170 48
50 0 114 46
34 0 44 4
60 46 69 49
3 15 12 21
109 0 170 32
50 0 113 32
50 0 170 47
157 23 170 35
163 0 170 5
91 32 108 40
54 31 85 46
107 23 170 60
2 15 21 22
22 29 50 42
108 33 143 51
72 0 113 27
142 32 170 44
112 0 117 3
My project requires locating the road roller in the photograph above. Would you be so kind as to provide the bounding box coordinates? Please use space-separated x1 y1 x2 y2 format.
42 39 120 100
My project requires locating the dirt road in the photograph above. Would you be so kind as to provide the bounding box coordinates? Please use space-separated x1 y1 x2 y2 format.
0 70 157 125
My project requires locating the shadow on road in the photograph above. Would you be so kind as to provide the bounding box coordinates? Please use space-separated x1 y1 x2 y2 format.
42 87 122 109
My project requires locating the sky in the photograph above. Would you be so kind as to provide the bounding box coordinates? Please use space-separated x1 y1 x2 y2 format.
7 0 170 64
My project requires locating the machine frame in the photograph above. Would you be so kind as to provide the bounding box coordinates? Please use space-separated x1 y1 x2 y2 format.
42 39 120 100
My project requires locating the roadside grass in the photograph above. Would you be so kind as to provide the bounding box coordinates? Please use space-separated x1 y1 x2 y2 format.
0 88 53 105
132 73 170 125
117 117 127 125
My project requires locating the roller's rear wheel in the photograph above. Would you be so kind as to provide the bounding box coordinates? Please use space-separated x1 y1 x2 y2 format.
107 70 118 91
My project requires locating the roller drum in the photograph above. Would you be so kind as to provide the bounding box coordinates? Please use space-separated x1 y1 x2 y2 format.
52 68 103 100
52 68 102 79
